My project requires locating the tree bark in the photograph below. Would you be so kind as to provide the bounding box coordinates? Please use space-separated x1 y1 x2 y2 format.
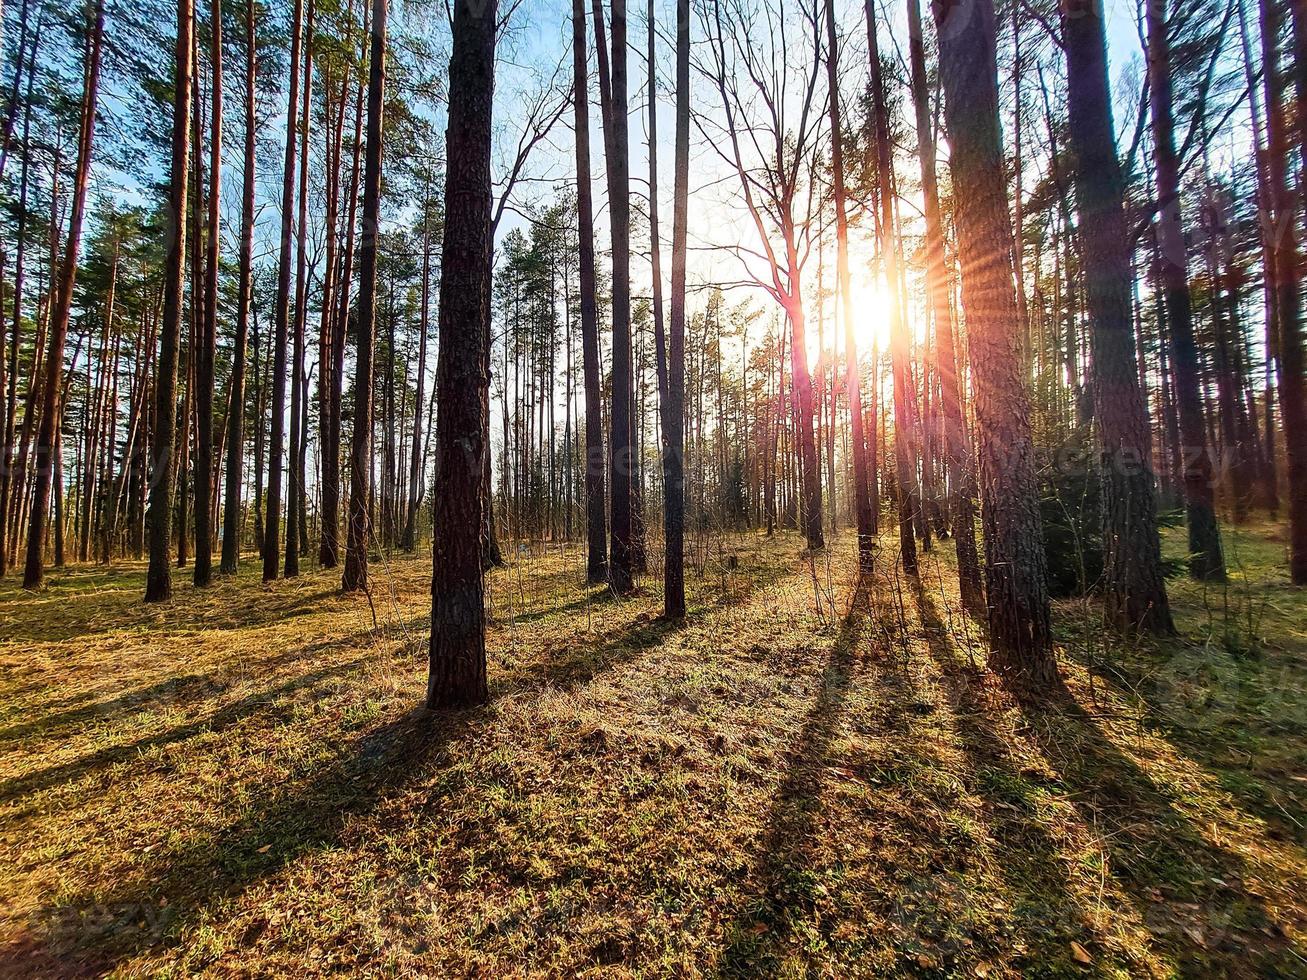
428 0 495 709
24 0 104 590
1261 0 1307 584
145 0 194 601
1062 0 1174 630
664 0 689 618
194 0 222 587
932 0 1058 688
263 0 304 582
221 0 258 575
906 0 982 613
572 0 607 584
1142 0 1224 584
342 0 385 593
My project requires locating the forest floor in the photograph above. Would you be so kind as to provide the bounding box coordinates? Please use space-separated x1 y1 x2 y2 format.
0 522 1305 978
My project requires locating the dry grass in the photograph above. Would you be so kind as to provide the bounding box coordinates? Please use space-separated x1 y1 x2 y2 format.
0 524 1304 977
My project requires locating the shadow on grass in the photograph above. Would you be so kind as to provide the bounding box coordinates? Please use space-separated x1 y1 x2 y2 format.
0 673 228 746
914 584 1304 974
9 611 687 975
1066 634 1307 848
912 583 1101 970
0 654 374 810
714 583 867 976
0 572 347 644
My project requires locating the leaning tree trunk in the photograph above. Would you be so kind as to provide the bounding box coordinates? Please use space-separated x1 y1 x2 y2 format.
427 0 495 709
24 0 104 590
1063 0 1175 630
572 0 607 584
145 0 194 602
932 0 1059 689
342 0 385 593
1143 0 1224 583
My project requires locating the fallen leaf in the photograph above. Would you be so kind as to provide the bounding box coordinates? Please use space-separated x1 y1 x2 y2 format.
1070 941 1092 965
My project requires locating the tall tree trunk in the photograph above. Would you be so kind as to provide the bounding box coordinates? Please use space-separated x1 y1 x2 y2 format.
194 0 222 587
865 0 917 572
907 0 982 612
287 0 315 577
664 0 688 618
322 51 365 568
599 0 636 593
402 174 432 552
342 0 385 593
145 0 194 601
1143 0 1224 583
932 0 1059 689
1062 0 1174 629
826 0 874 571
1261 0 1307 584
221 0 258 575
0 74 33 577
263 0 304 582
573 0 606 584
428 0 494 708
24 0 104 590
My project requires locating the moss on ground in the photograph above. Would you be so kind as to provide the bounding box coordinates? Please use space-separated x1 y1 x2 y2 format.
0 524 1304 976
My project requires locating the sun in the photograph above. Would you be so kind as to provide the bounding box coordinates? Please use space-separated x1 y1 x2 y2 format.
847 275 894 352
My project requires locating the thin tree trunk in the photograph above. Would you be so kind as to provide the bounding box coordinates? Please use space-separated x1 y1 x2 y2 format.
24 0 104 590
194 0 222 586
322 46 365 568
0 72 33 577
664 0 688 618
263 0 304 582
1143 0 1225 583
573 0 607 584
825 0 873 571
342 0 385 593
145 0 194 601
865 0 917 572
222 0 258 574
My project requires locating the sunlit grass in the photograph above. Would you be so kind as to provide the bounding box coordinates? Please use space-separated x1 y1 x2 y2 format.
0 523 1303 975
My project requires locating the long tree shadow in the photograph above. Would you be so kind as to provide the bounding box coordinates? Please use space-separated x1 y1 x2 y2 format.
714 583 868 976
1024 694 1305 973
0 674 222 745
9 610 688 975
914 584 1304 973
1069 639 1307 847
0 655 374 810
912 582 1105 971
0 575 348 644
